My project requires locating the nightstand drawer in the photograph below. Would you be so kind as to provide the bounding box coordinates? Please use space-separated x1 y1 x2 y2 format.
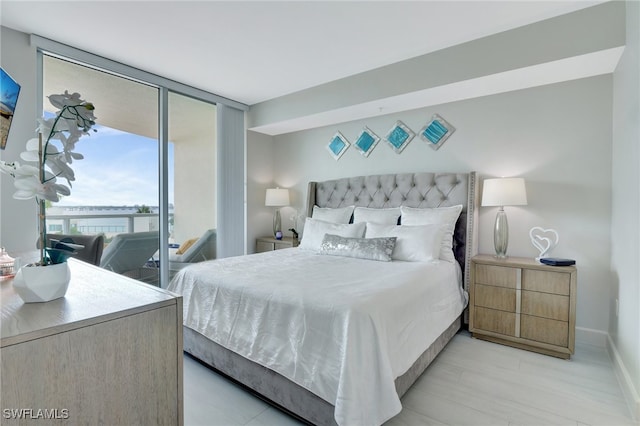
256 241 275 253
522 269 570 295
475 284 516 312
474 264 518 289
256 236 297 253
521 291 569 321
474 307 516 336
521 315 568 347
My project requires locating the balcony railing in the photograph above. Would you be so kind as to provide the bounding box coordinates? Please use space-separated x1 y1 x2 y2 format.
45 213 170 240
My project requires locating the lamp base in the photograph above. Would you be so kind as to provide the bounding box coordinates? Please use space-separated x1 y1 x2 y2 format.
273 209 282 238
494 207 509 258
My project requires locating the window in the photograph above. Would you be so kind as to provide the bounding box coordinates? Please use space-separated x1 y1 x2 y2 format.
168 92 217 249
35 36 247 287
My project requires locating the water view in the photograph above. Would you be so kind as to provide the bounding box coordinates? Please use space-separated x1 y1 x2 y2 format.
45 121 175 240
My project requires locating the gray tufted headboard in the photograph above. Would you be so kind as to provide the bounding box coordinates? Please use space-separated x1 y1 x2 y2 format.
306 172 479 295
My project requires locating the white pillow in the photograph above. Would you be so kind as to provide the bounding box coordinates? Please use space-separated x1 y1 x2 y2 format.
319 234 397 262
299 218 366 251
311 205 355 224
365 223 444 262
400 205 463 263
353 207 401 225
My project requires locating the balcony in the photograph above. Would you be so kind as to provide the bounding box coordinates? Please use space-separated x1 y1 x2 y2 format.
46 209 170 286
46 211 165 242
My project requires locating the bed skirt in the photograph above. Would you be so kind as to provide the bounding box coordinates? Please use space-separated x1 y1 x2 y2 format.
183 315 462 426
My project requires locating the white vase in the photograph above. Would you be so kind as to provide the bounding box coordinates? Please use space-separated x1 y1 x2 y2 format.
13 262 70 303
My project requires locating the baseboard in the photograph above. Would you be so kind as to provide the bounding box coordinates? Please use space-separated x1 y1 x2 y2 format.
606 334 640 422
575 326 608 347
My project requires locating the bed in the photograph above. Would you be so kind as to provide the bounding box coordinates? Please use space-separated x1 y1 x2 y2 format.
168 171 479 426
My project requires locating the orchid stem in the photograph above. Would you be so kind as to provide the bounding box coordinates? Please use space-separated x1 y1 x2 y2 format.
38 133 47 266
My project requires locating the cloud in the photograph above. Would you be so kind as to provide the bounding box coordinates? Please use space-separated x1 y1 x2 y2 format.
51 123 173 207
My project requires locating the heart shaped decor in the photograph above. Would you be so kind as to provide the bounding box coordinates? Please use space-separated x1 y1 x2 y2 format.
529 227 559 260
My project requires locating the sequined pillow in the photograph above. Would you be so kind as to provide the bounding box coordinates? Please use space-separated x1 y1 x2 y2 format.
319 234 397 262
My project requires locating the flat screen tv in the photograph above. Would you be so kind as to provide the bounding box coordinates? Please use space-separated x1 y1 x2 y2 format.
1 67 21 150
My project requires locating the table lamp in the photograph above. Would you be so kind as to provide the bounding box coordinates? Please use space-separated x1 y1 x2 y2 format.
265 188 290 239
481 177 527 258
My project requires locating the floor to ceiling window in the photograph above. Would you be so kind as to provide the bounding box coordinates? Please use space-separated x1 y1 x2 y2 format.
41 54 218 287
33 34 246 287
168 92 217 243
167 92 217 278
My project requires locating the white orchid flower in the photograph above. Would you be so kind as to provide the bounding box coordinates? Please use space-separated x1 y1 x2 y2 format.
48 91 84 109
0 161 18 177
0 161 41 180
4 90 96 266
13 175 70 202
13 163 40 178
46 155 76 183
62 150 83 164
20 137 58 163
36 117 55 138
50 130 78 155
56 135 83 164
50 91 96 131
60 119 86 144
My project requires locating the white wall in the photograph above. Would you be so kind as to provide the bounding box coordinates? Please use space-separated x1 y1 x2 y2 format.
171 97 217 244
258 76 613 335
249 1 624 132
611 0 640 417
246 130 275 252
0 26 38 253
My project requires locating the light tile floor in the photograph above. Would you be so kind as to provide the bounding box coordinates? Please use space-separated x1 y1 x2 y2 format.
184 331 638 426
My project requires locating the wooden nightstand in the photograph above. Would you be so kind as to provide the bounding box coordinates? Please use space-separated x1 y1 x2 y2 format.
469 254 577 359
255 236 298 253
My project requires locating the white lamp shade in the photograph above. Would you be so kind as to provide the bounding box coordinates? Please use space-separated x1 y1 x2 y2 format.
265 188 290 207
482 178 528 207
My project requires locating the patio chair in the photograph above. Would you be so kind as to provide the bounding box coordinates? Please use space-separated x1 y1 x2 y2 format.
46 233 105 266
100 231 159 276
169 229 216 274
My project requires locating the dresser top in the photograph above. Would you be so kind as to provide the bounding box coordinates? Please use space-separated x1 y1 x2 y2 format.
472 254 577 272
1 259 180 347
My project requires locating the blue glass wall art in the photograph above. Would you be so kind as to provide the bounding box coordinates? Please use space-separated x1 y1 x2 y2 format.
384 120 415 154
419 114 456 150
353 127 380 158
326 131 350 160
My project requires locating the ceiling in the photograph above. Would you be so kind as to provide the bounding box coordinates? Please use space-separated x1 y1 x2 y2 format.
0 1 606 107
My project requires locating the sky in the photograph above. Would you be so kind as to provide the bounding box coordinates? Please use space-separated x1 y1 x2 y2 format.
0 68 20 112
53 122 174 207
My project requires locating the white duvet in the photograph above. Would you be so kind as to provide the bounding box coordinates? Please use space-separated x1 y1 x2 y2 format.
168 248 467 426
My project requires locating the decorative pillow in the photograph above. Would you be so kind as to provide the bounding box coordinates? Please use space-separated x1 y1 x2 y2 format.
319 234 397 262
311 205 355 224
353 207 401 225
299 218 366 251
176 237 198 255
365 223 444 262
400 205 463 263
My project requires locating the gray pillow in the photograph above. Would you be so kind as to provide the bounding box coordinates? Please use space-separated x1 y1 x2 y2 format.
319 234 397 262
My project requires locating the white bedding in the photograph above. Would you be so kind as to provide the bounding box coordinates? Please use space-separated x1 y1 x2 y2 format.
168 248 467 426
